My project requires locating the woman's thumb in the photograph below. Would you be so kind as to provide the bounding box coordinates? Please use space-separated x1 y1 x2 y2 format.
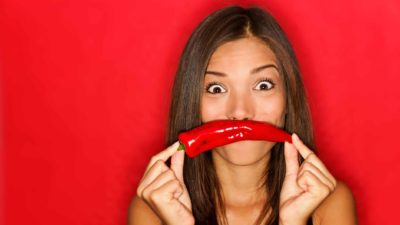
170 150 185 183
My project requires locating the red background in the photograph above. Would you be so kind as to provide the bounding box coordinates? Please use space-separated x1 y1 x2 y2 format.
1 0 399 224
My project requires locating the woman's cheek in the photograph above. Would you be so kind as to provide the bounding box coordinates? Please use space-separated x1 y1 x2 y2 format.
201 96 225 122
254 94 286 126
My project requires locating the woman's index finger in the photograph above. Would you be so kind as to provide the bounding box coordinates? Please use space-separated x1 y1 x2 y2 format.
145 141 180 172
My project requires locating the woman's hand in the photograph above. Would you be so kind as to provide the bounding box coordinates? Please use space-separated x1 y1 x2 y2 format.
136 141 194 225
279 133 337 225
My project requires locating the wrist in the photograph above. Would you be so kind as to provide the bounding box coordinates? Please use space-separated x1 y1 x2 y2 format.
279 218 307 225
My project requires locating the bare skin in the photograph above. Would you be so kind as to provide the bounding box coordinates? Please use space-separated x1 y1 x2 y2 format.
128 37 358 225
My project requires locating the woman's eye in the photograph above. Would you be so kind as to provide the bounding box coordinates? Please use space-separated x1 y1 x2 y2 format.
206 83 226 94
254 79 274 91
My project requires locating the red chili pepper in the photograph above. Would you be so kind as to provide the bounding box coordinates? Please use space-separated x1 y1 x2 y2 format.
178 120 292 158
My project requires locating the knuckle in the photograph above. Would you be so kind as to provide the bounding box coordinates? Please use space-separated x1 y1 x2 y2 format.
321 185 330 196
148 189 160 202
154 159 164 166
329 184 335 192
306 153 316 161
141 186 151 200
150 157 163 167
153 160 167 171
323 184 330 192
302 161 312 170
165 169 175 177
136 186 143 198
149 156 157 165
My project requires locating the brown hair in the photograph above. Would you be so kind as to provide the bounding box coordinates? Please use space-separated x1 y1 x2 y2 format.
166 5 316 225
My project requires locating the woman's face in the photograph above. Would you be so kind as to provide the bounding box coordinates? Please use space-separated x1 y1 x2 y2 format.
201 37 286 166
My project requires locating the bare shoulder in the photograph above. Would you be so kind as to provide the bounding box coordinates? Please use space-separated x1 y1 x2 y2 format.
312 180 358 225
127 196 162 225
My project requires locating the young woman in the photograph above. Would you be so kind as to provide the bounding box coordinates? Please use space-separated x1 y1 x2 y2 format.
128 5 358 225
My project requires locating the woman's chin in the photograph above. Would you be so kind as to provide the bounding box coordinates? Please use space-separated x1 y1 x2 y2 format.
212 140 274 166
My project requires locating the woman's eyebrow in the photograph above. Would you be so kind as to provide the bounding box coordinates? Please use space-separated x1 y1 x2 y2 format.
205 64 278 77
251 64 278 74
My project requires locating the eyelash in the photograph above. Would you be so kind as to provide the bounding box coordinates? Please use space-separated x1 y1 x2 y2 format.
205 78 275 94
256 78 275 90
205 82 225 94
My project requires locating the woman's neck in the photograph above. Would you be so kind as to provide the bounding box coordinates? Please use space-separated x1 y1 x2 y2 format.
212 151 270 207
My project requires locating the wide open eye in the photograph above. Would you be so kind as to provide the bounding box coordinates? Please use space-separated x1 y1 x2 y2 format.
254 79 275 91
206 83 227 94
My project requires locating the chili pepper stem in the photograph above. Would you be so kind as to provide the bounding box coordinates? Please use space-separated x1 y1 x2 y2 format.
177 142 186 151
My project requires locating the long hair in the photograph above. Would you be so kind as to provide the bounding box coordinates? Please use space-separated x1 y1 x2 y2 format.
166 5 316 225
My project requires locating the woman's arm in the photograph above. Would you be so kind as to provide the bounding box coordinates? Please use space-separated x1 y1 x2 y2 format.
313 180 358 225
127 196 162 225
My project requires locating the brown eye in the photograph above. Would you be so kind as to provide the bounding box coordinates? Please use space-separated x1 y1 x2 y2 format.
206 83 226 94
254 79 274 91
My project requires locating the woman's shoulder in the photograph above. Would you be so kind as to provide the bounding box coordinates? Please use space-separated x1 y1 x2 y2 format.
312 180 358 225
127 196 162 225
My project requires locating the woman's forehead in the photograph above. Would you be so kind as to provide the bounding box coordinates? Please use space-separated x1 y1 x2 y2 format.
207 37 277 69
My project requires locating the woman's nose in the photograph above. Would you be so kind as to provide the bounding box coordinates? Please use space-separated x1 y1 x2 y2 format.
226 92 254 120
